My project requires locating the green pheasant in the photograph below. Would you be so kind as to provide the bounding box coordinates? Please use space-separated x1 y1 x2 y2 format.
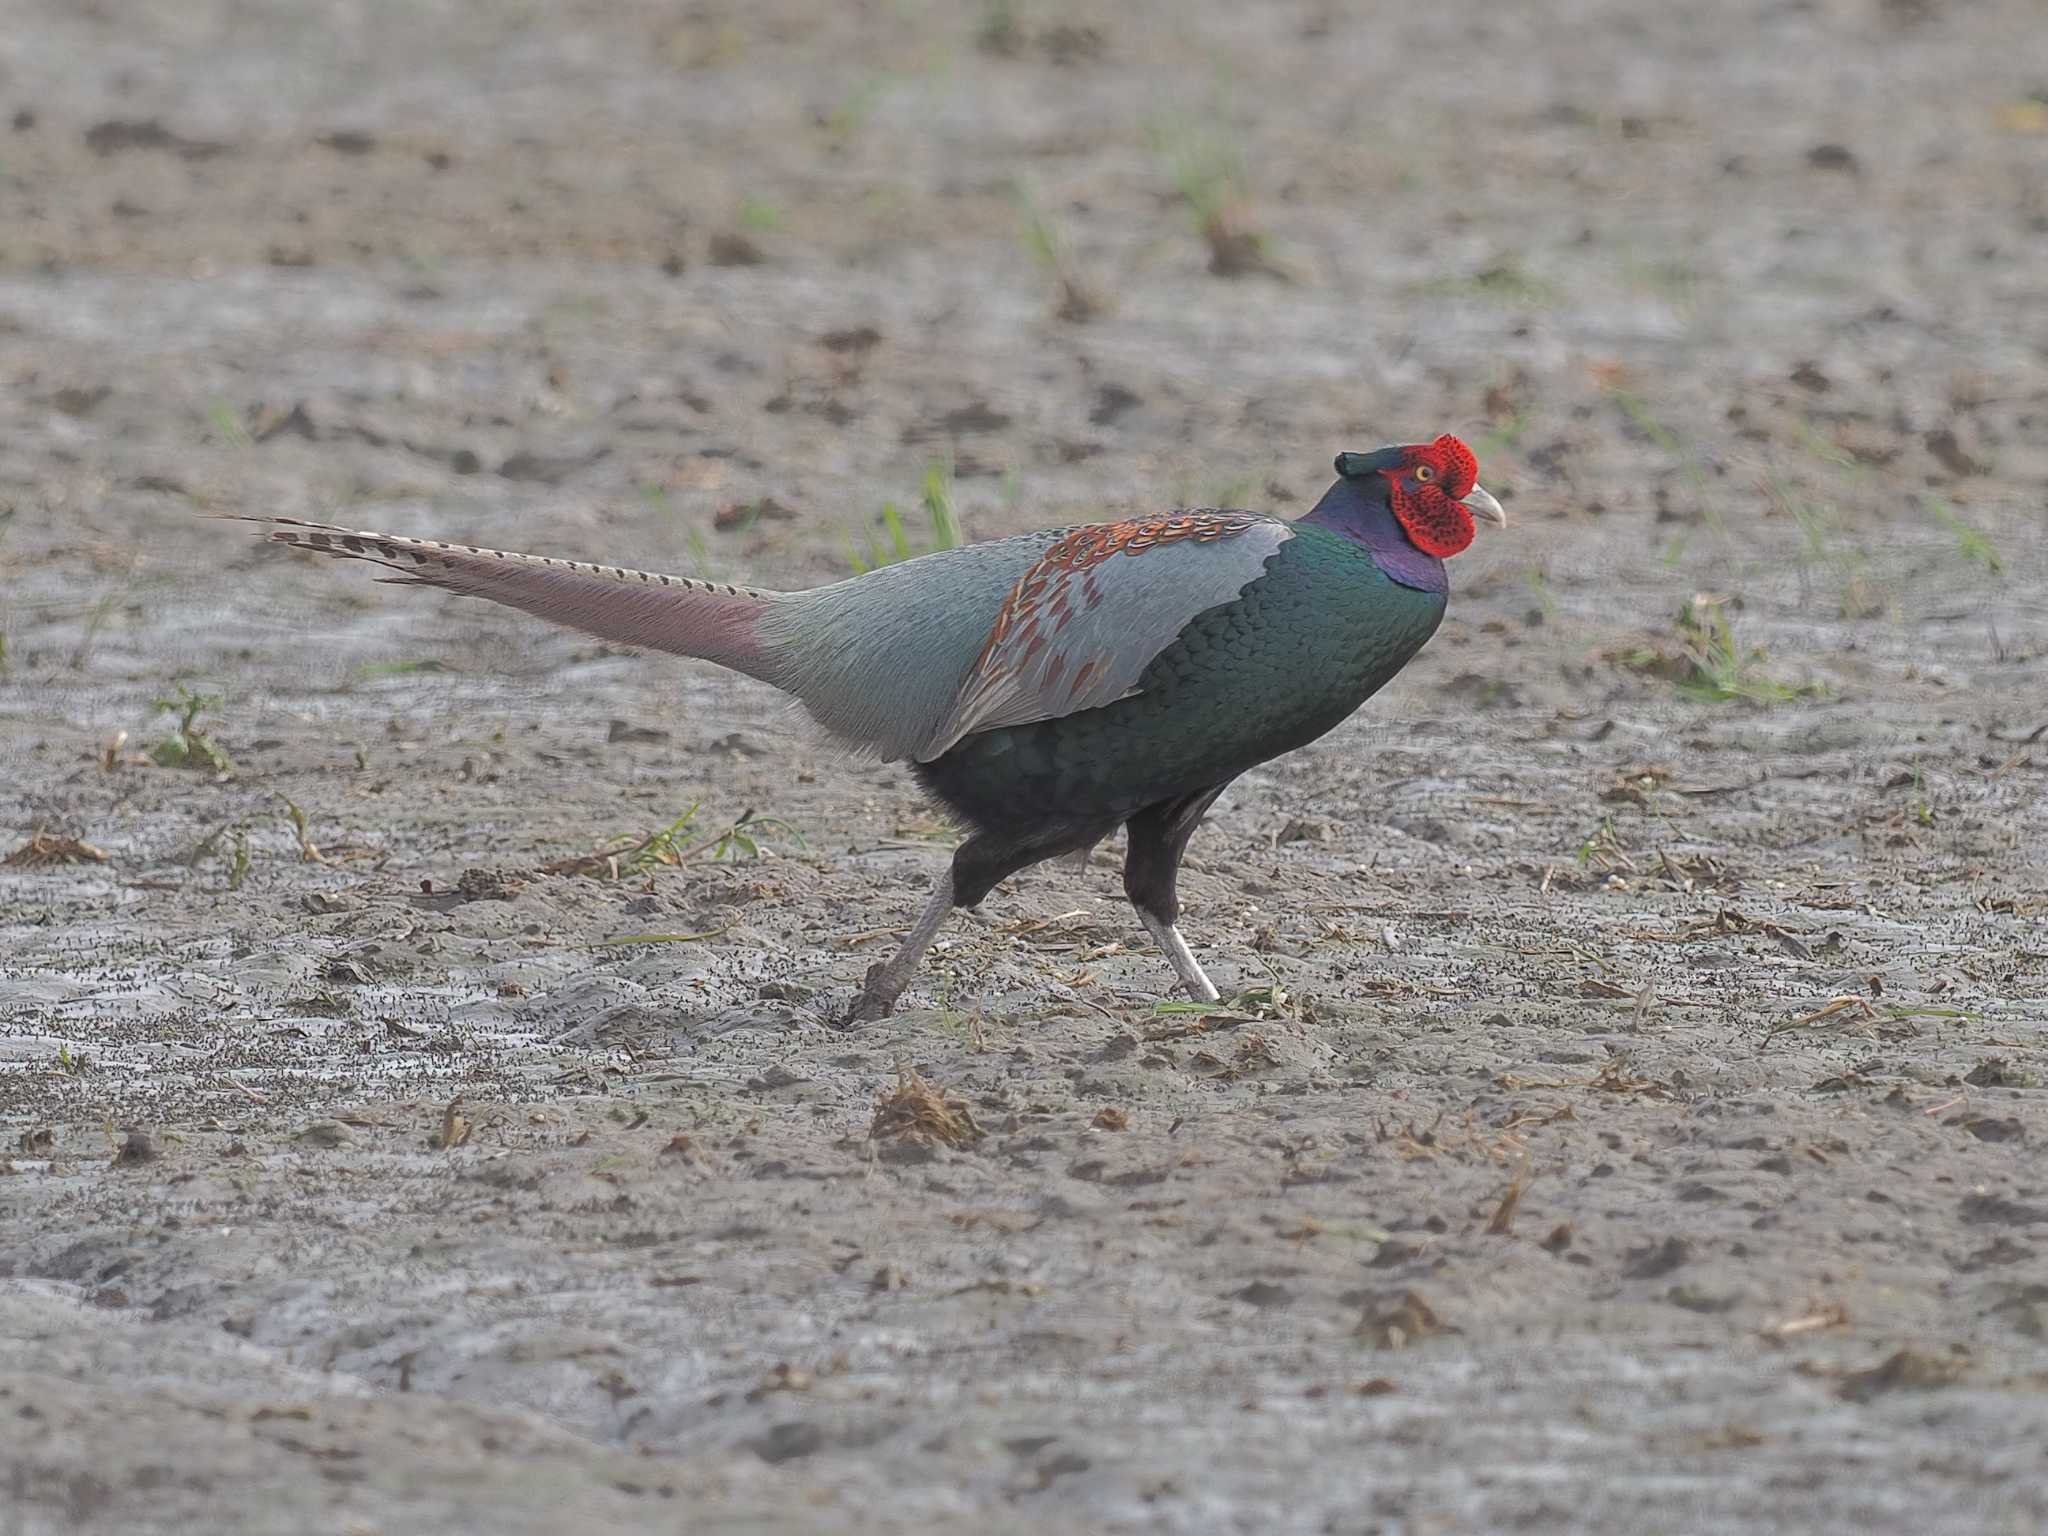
231 434 1505 1020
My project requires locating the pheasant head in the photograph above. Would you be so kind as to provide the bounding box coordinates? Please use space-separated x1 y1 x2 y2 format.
1332 434 1506 559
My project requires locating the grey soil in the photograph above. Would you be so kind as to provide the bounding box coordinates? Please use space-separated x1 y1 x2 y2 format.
3 2 2046 1532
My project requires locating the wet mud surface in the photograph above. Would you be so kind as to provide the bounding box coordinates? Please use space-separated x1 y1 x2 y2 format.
3 2 2047 1531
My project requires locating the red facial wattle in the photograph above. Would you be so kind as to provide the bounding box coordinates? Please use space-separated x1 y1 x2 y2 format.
1386 434 1482 559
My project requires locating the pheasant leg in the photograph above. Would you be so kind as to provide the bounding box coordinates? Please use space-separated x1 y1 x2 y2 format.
1122 785 1231 1005
845 869 955 1024
1138 912 1221 1003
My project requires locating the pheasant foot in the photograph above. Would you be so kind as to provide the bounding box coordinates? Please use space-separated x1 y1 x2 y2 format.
841 868 955 1025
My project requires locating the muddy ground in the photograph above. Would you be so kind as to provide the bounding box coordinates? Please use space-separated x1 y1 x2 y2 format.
3 1 2047 1531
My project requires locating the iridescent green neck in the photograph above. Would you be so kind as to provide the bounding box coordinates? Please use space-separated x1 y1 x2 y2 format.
1298 477 1447 595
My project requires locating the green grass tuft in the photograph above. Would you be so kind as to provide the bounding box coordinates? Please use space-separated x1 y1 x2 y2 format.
148 685 235 773
1927 498 2003 575
1668 598 1813 706
207 399 254 450
1153 982 1289 1019
1012 182 1102 321
1766 473 1883 619
846 460 965 573
351 658 453 681
1611 597 1822 707
1147 109 1282 278
709 810 807 861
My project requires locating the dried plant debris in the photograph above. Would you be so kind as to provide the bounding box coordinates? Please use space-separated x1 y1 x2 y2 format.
432 1099 474 1151
1381 1110 1542 1167
1759 1305 1850 1344
455 867 529 902
4 833 111 867
1965 1059 2041 1090
1496 1058 1676 1100
1488 1157 1533 1235
1835 1349 1967 1403
870 1069 982 1150
1357 1290 1451 1349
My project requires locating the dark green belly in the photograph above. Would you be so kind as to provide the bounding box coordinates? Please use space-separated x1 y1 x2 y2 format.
918 526 1446 836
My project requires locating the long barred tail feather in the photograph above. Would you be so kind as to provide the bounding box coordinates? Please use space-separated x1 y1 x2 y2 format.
220 514 785 686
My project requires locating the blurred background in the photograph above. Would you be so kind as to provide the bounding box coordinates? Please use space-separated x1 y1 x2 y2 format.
4 6 2048 1530
3 0 2042 632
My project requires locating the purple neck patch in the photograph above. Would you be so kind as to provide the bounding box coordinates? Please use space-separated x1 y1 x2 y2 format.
1299 475 1447 595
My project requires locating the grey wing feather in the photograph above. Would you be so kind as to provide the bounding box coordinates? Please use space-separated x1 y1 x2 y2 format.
919 518 1293 760
754 529 1075 763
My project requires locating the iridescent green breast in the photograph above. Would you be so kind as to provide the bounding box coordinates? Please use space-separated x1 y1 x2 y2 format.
919 522 1446 834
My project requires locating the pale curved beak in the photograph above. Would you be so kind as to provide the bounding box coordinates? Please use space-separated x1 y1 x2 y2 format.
1462 482 1507 528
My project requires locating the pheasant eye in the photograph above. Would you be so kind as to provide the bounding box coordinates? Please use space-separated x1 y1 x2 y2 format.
1412 464 1436 483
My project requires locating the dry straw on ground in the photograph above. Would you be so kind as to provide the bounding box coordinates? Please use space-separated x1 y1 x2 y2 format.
870 1068 982 1149
4 833 109 867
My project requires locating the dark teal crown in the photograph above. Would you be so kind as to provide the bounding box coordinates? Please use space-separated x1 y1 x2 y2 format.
1334 447 1406 479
